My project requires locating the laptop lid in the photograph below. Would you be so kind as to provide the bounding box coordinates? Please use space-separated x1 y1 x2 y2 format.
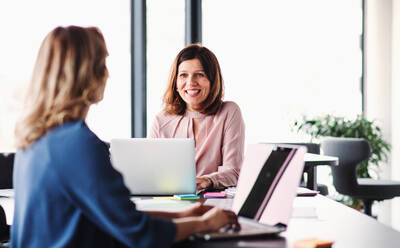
232 144 306 227
110 138 196 195
193 144 306 241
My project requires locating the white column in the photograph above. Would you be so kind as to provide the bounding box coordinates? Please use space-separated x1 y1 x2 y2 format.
364 0 393 226
391 0 400 231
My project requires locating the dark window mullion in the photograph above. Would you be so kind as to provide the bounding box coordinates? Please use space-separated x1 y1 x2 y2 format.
131 0 147 138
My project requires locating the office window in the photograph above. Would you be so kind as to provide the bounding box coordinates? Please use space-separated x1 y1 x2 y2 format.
203 0 363 144
0 0 131 151
146 0 185 131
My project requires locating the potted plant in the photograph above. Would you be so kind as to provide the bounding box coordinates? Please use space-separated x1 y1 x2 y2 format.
293 114 391 208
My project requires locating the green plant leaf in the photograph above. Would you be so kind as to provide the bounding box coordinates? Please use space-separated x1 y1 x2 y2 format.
293 114 391 181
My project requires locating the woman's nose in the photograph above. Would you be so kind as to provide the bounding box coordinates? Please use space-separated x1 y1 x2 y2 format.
187 75 198 86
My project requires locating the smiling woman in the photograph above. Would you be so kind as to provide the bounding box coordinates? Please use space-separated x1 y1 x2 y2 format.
148 44 245 192
11 26 239 248
176 59 211 111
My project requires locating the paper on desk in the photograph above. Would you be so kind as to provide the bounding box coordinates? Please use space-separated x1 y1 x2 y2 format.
0 189 14 198
153 196 176 200
292 197 318 218
204 198 233 210
133 199 194 212
297 187 319 197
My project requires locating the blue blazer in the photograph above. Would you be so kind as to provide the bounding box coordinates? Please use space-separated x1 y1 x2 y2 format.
11 121 176 248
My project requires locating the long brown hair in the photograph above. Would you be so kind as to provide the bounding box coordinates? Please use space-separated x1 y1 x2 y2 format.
15 26 108 149
163 44 224 115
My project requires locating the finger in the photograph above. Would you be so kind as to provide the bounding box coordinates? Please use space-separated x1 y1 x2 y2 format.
223 210 236 216
201 204 214 211
196 183 203 191
189 202 201 210
224 210 239 225
196 184 204 191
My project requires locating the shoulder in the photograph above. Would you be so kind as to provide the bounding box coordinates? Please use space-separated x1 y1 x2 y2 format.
43 121 111 181
217 101 242 117
153 111 182 128
215 101 245 131
48 121 99 145
46 120 106 157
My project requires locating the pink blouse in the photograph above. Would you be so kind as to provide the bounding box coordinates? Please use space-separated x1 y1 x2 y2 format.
148 101 245 188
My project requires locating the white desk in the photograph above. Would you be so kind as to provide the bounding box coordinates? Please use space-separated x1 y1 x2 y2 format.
304 153 338 166
284 195 400 248
179 195 400 248
3 192 400 248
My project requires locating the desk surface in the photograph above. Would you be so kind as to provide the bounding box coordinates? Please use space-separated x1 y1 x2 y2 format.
304 153 338 166
176 195 400 248
2 193 400 247
285 195 400 248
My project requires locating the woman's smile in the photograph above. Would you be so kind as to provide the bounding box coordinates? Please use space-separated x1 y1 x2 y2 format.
177 58 210 111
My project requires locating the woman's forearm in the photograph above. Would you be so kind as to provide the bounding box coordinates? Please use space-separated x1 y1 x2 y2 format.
173 217 206 242
146 210 182 219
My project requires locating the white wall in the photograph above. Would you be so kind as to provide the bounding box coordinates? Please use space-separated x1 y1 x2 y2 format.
365 0 400 230
202 0 363 145
390 0 400 231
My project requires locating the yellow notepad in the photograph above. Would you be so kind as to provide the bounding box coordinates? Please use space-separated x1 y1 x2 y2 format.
152 196 176 200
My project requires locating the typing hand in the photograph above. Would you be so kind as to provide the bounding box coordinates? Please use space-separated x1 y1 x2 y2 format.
200 207 240 232
180 203 213 218
219 223 242 233
196 176 212 191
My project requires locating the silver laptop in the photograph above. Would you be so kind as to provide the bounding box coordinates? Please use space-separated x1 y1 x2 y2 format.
194 144 306 240
110 138 196 195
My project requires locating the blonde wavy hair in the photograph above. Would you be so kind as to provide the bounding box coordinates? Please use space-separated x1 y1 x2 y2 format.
15 26 108 149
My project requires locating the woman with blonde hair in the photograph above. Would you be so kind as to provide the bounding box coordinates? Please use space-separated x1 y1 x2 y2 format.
11 26 238 248
149 44 245 192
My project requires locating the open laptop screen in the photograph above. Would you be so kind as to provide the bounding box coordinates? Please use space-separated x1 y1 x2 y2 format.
238 147 295 220
110 138 196 195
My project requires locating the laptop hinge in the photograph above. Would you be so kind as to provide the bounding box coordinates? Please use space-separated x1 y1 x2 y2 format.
274 223 287 230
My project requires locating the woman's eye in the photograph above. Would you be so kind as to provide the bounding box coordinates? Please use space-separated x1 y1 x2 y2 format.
179 73 187 78
196 73 205 77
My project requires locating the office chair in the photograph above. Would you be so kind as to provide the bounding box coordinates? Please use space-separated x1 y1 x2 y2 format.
321 137 400 216
0 153 14 189
0 205 9 246
0 153 13 247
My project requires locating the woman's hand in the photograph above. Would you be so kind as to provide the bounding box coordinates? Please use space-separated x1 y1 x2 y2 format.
173 206 239 242
196 176 212 191
199 207 239 232
179 203 213 218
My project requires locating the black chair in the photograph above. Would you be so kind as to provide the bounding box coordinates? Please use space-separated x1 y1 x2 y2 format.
0 153 13 247
0 153 14 189
321 137 400 216
0 205 9 246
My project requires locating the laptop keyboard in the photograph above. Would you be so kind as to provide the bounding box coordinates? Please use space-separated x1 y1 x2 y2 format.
192 217 284 241
236 217 280 234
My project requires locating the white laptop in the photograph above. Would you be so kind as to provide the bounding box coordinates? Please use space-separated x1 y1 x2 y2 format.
194 144 306 240
110 138 196 195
